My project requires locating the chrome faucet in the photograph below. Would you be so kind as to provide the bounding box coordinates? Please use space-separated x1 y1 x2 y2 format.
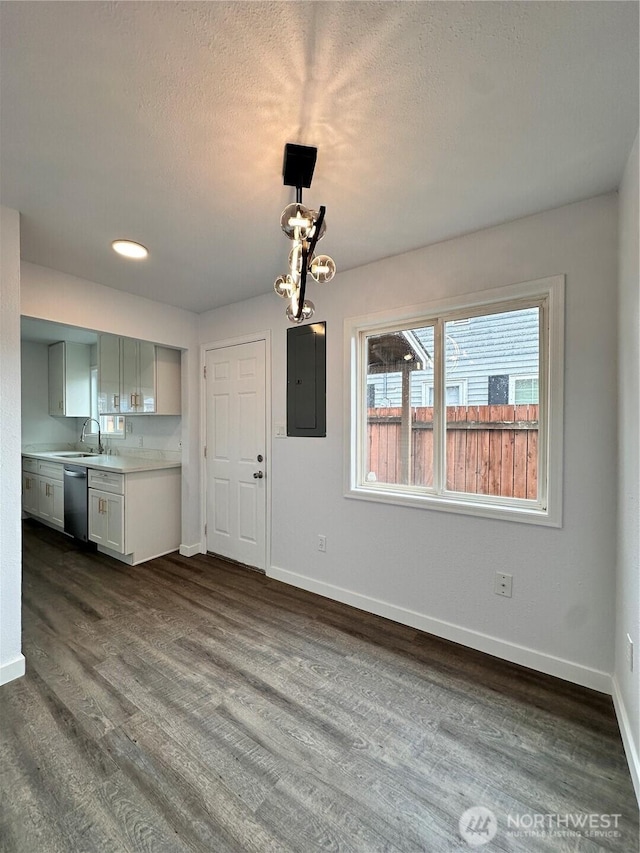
80 418 105 454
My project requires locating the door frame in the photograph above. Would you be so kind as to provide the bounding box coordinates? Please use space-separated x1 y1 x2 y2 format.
200 331 271 571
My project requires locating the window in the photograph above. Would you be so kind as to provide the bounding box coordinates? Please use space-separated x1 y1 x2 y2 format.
346 275 564 525
510 374 539 405
422 381 467 406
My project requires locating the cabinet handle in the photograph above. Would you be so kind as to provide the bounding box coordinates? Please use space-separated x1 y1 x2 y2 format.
114 394 119 408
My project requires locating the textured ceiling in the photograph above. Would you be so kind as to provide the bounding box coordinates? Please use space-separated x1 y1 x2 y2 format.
1 1 638 314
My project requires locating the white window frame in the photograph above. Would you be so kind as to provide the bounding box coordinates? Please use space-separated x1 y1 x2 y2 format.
509 373 539 405
344 275 564 527
421 379 468 407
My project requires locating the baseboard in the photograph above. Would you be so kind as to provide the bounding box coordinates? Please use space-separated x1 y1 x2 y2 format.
612 676 640 805
179 543 202 558
267 565 612 694
0 654 25 686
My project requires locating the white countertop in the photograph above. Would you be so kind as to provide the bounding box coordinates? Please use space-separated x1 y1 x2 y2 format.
22 451 181 474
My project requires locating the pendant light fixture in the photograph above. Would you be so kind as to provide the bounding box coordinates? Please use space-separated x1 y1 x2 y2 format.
274 143 336 323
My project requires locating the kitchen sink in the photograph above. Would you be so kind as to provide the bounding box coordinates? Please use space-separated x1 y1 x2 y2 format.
38 451 97 458
60 453 97 459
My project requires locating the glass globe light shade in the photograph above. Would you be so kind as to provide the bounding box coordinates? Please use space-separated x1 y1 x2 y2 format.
289 245 314 276
273 275 294 299
309 254 336 284
281 203 314 240
308 211 326 242
286 300 315 323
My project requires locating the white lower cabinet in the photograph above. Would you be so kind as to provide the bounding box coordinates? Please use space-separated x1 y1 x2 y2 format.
88 489 124 551
22 471 39 515
21 458 64 531
88 466 180 565
38 476 64 527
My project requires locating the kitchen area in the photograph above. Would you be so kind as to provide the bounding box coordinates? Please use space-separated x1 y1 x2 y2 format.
21 318 183 566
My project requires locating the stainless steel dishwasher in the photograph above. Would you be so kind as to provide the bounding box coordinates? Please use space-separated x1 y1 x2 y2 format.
63 464 89 542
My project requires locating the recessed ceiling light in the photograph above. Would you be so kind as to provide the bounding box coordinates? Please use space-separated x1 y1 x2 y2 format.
112 239 149 260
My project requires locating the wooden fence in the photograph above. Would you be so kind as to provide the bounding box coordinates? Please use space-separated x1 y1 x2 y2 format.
367 405 539 499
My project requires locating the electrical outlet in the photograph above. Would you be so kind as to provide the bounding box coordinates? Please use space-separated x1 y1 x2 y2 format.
127 420 133 434
495 572 513 598
318 535 326 552
138 436 144 448
627 634 634 672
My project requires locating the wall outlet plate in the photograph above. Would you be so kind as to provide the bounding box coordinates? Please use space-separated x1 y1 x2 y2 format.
495 572 513 597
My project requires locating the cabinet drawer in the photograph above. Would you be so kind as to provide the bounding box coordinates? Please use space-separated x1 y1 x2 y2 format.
22 457 38 473
38 461 64 480
88 469 124 494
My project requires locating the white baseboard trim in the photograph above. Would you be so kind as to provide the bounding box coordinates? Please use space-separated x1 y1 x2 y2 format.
0 654 25 686
267 565 612 695
612 676 640 805
179 543 202 558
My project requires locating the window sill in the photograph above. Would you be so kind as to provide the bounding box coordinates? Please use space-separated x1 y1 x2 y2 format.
345 484 561 527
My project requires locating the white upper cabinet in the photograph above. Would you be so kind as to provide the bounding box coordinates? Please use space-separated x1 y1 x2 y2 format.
48 341 91 417
98 334 181 415
98 334 121 413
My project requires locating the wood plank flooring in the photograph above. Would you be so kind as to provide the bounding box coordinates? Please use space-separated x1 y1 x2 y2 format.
0 520 637 852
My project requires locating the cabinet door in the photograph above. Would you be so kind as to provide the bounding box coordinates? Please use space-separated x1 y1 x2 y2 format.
138 341 156 412
22 472 39 515
50 479 64 528
89 489 125 552
98 335 121 414
48 342 65 415
38 477 64 528
120 338 139 414
64 343 91 417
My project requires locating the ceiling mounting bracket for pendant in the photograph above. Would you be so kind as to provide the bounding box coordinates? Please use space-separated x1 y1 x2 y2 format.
282 143 318 189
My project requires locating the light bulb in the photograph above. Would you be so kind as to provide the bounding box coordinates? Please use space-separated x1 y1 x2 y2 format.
289 244 315 275
274 275 294 299
309 254 336 283
281 203 314 240
286 300 315 323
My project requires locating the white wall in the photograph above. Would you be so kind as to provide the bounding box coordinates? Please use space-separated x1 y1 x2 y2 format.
20 262 201 552
0 208 25 685
199 194 618 692
21 340 81 448
615 131 640 800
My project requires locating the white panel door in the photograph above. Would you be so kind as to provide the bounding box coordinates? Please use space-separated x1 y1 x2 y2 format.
205 340 266 570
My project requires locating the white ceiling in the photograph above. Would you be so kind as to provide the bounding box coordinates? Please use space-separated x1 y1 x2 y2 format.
1 1 637 314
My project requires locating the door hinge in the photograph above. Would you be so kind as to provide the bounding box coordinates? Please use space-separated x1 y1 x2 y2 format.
203 365 207 379
204 523 207 535
204 445 207 458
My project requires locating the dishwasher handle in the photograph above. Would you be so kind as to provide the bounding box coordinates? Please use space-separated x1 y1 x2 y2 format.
64 469 86 478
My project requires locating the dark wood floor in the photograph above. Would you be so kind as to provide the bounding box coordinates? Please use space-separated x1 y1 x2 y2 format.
1 522 637 852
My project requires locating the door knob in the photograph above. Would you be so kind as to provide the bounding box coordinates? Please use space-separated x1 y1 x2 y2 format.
253 471 264 479
257 454 263 462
